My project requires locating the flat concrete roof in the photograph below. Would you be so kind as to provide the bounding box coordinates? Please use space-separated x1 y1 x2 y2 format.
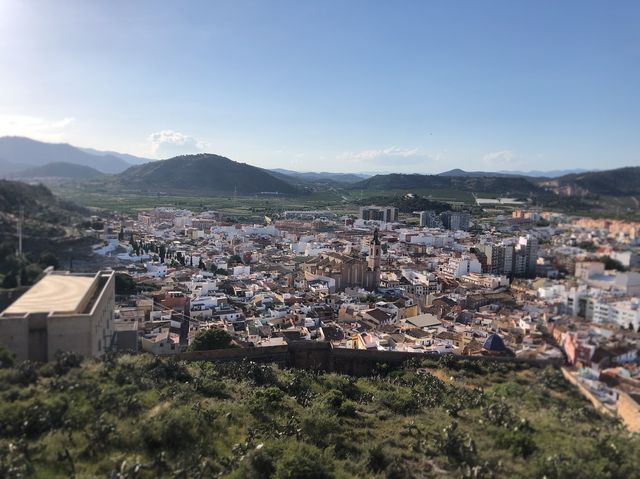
2 274 95 316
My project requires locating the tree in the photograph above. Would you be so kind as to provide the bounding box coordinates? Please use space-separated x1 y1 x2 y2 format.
115 273 137 295
188 328 233 351
198 258 206 270
599 256 627 272
38 251 59 269
159 244 166 264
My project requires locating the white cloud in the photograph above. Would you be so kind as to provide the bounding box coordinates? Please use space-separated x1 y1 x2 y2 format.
482 150 517 164
337 146 422 162
0 114 75 141
147 129 208 158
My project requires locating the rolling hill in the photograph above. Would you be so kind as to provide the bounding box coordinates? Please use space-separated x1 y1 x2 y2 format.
437 168 597 178
12 162 105 180
538 166 640 197
0 179 87 239
0 137 132 174
352 173 543 196
437 169 522 178
111 153 302 195
270 168 367 184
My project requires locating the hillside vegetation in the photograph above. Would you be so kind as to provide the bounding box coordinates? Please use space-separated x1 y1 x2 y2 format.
1 353 638 478
540 167 640 197
12 162 105 180
110 154 303 196
0 180 90 288
0 180 86 239
352 174 543 197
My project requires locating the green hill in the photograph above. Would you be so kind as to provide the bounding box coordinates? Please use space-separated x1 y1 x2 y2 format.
353 173 542 196
0 180 89 288
0 180 86 237
540 166 640 197
13 162 105 180
111 154 302 196
1 353 637 478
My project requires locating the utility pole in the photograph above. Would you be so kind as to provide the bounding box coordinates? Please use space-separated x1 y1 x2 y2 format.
17 205 23 258
17 205 24 287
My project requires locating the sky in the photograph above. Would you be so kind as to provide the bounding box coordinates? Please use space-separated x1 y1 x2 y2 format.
0 0 638 173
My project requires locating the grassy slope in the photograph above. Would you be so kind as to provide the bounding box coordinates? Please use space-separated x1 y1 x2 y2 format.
1 354 638 479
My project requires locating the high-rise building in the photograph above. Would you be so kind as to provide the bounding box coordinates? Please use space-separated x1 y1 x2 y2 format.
359 205 399 223
418 210 440 227
514 235 539 278
477 242 516 277
440 211 470 231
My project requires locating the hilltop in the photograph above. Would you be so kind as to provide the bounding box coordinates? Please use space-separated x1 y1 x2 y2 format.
110 154 303 196
0 353 637 478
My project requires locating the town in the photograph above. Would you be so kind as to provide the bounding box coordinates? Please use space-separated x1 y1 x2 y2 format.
3 202 638 431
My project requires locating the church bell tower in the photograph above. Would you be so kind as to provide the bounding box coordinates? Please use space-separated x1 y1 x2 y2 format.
368 228 381 271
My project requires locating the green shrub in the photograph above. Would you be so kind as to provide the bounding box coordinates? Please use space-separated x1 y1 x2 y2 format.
142 407 200 451
381 390 420 415
300 404 339 447
188 328 232 351
250 387 286 419
494 424 536 458
273 442 333 479
0 347 15 368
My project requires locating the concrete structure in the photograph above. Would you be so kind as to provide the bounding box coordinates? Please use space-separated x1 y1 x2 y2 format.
418 210 440 228
303 231 381 291
440 211 470 231
359 205 399 223
441 255 482 280
514 235 539 277
0 271 115 361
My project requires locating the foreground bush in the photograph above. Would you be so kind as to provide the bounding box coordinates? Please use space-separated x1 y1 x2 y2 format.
0 353 638 478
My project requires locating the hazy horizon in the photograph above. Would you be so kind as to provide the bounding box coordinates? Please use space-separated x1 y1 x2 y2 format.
1 1 639 173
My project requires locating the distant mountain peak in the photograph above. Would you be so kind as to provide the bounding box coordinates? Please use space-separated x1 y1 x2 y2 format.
0 136 131 174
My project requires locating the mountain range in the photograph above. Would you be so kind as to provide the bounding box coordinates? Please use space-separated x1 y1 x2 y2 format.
269 168 368 184
0 136 149 176
0 137 637 201
11 162 105 180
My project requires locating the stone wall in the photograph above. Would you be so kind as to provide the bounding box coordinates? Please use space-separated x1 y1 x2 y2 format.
178 341 562 376
617 391 640 433
561 367 615 417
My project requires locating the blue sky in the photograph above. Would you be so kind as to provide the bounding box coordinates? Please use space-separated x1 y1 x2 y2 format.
0 0 638 173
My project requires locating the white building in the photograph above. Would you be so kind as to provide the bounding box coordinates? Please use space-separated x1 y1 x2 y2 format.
441 255 482 280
